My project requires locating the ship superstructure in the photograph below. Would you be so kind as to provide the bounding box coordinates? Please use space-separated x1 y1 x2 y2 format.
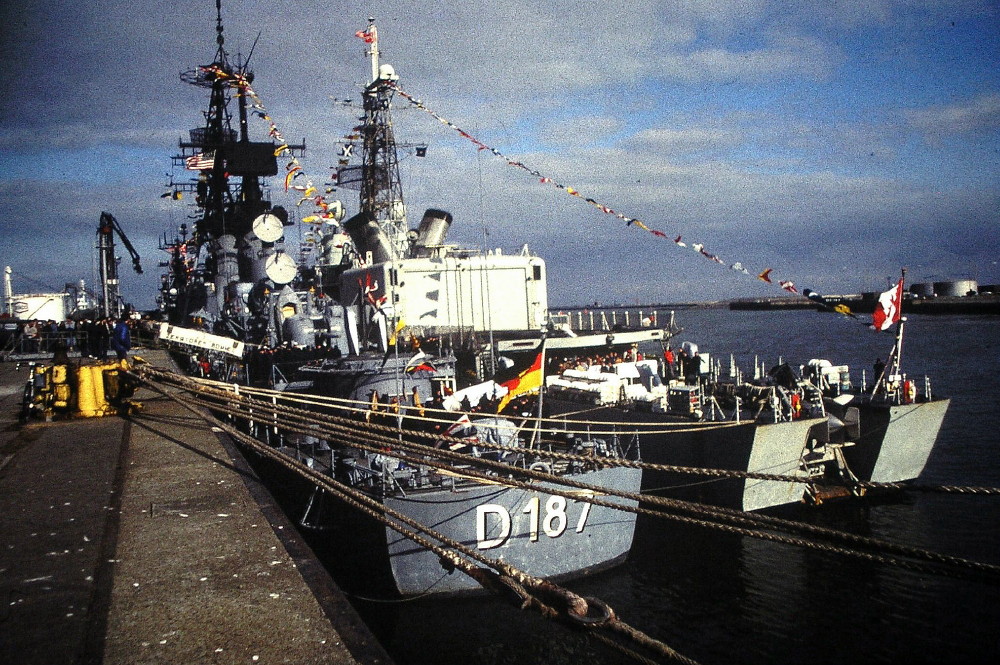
160 1 304 346
160 12 547 375
336 19 547 352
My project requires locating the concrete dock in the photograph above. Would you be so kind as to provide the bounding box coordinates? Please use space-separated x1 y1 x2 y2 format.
0 349 391 665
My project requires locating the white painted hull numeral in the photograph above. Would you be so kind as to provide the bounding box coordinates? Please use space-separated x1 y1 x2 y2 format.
543 495 567 538
523 497 540 542
478 493 594 550
476 504 511 549
575 491 594 533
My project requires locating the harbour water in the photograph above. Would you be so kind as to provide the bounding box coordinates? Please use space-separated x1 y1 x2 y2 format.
309 309 1000 664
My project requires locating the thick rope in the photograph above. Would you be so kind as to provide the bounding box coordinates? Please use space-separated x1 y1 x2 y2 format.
131 365 1000 583
131 371 695 664
141 365 1000 496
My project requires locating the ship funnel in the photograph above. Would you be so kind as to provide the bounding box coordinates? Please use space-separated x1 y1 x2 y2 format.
413 209 452 257
344 211 394 265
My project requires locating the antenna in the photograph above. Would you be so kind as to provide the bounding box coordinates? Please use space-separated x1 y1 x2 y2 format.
216 0 225 47
244 30 263 68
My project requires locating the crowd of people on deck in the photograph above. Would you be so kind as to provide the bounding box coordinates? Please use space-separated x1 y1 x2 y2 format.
551 343 705 385
1 316 135 361
553 345 647 375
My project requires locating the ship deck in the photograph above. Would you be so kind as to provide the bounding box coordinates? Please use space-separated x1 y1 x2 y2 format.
0 349 388 665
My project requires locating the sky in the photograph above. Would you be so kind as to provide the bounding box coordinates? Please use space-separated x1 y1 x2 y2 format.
1 0 998 310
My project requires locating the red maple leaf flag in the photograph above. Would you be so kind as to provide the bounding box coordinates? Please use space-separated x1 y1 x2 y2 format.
872 278 904 331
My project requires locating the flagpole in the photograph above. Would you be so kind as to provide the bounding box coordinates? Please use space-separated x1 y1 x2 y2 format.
527 334 547 450
889 267 907 381
364 17 379 83
872 268 906 400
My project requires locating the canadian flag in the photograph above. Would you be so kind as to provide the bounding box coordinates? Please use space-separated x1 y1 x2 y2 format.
872 278 904 331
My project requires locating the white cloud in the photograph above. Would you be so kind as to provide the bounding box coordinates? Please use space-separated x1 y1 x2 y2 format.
538 115 624 148
906 92 1000 140
0 0 997 306
629 126 745 154
656 33 840 83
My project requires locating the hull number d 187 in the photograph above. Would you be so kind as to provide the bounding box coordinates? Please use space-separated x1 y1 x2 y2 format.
476 492 594 550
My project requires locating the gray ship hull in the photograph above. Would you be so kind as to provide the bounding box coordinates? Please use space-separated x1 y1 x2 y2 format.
741 418 820 510
545 399 820 511
383 466 641 595
636 416 819 511
836 398 951 483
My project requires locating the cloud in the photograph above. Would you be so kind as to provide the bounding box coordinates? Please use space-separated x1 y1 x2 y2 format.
906 92 1000 141
0 0 997 309
628 126 745 155
538 115 624 148
656 33 840 83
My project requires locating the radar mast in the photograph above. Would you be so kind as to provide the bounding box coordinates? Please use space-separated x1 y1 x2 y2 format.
359 18 408 260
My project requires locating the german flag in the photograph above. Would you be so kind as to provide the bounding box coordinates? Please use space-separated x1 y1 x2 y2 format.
496 352 543 413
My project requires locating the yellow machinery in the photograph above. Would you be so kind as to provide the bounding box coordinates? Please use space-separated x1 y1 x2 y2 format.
22 359 139 421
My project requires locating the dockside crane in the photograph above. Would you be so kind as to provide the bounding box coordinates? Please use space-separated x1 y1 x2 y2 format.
97 211 143 319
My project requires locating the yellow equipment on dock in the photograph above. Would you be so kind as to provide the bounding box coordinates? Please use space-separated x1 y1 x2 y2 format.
23 359 139 420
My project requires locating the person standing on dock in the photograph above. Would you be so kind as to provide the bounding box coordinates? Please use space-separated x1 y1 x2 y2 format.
22 320 39 353
110 318 131 361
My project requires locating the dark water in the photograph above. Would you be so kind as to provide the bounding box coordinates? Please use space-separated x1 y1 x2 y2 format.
323 310 1000 665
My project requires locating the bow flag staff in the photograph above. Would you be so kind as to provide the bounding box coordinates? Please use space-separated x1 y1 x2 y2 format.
871 268 907 399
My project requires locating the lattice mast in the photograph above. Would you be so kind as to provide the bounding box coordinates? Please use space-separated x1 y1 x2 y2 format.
358 18 409 260
179 0 237 240
174 0 293 242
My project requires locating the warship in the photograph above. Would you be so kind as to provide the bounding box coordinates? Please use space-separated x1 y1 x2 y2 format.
153 8 640 595
154 8 950 605
525 306 950 511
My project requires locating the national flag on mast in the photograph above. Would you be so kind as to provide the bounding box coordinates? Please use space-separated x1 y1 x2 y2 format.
355 25 377 44
496 352 543 413
872 278 904 331
185 150 215 170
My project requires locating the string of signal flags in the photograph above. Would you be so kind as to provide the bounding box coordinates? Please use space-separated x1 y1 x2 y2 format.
193 41 888 328
184 64 346 231
388 82 876 324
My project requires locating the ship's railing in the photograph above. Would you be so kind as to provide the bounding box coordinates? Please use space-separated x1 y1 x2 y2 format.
1 329 91 360
550 308 669 332
2 325 169 361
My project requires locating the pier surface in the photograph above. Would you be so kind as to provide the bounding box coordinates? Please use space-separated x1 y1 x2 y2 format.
0 349 389 665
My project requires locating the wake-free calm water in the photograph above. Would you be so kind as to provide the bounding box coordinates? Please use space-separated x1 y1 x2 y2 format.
314 309 1000 665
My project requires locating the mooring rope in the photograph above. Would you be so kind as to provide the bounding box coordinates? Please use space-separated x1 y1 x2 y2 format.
131 364 1000 584
131 370 696 664
140 364 1000 495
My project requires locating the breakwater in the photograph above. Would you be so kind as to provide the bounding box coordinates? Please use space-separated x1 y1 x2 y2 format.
728 293 1000 315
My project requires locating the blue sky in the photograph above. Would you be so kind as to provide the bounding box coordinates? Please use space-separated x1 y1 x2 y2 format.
1 0 997 309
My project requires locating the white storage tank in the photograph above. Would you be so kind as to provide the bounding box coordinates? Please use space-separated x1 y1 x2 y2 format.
933 279 978 297
8 293 69 322
909 282 934 297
